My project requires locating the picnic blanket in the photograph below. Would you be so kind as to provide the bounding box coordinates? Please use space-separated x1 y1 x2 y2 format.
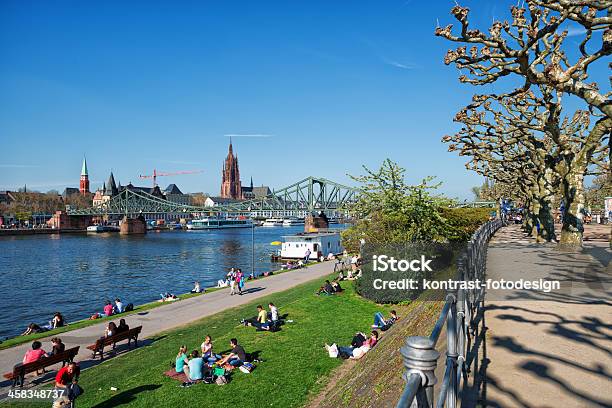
163 369 189 383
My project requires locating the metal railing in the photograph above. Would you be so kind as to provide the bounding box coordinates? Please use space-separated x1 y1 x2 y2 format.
396 219 502 408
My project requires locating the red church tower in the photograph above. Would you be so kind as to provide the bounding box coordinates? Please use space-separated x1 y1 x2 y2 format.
220 140 242 199
79 157 90 194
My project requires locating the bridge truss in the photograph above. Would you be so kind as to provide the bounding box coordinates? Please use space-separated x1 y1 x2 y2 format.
67 176 359 217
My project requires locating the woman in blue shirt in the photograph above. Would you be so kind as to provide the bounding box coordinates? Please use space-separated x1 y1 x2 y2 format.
175 345 190 377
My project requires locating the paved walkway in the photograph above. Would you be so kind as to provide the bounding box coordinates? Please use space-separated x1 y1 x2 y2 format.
480 225 611 408
0 261 337 398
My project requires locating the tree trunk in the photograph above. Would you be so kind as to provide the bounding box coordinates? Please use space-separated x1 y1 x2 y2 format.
559 169 585 249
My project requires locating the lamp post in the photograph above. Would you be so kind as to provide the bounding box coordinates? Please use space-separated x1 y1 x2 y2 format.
250 207 255 278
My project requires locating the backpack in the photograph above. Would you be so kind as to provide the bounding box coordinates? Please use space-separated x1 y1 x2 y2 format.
215 375 228 385
125 303 134 312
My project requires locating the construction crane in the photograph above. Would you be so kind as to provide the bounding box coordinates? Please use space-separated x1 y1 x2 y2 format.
139 169 204 187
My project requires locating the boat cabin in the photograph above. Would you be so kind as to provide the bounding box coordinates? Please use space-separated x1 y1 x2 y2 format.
280 231 343 260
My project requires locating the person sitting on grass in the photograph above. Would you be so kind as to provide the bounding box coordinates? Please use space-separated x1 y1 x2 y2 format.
316 280 335 295
372 310 399 330
268 303 279 323
103 300 114 317
201 335 221 363
190 281 201 294
242 305 269 330
175 345 190 378
43 312 65 330
217 338 247 368
331 280 343 293
116 319 129 333
113 298 124 314
54 362 82 405
21 323 46 336
187 350 204 381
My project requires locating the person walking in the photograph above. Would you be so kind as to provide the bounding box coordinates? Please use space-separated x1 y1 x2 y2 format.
235 269 244 295
228 268 237 296
304 248 311 263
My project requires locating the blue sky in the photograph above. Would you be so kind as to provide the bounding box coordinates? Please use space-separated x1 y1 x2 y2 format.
0 1 598 199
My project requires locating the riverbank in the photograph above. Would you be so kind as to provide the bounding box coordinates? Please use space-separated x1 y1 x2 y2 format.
0 228 85 236
1 263 389 408
0 261 318 351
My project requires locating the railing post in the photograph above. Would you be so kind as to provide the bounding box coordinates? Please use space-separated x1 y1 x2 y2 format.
446 291 458 408
400 336 439 408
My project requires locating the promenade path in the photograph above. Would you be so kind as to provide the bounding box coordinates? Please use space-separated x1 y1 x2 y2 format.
480 225 611 408
0 260 337 398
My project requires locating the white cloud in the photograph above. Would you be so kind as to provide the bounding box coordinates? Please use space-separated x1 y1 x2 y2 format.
224 134 274 138
566 26 587 37
382 58 418 70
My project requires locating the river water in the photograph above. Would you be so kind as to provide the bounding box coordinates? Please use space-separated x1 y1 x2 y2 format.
0 225 334 340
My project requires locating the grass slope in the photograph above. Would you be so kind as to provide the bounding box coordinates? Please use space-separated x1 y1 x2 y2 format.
3 275 390 408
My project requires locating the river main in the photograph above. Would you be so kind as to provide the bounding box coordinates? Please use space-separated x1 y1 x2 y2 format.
0 225 330 340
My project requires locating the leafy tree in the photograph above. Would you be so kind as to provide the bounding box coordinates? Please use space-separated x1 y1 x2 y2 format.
342 159 454 252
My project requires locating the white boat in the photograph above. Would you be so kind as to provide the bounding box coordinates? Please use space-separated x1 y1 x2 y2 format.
187 217 253 230
262 218 284 227
282 217 305 226
280 231 343 259
87 225 103 232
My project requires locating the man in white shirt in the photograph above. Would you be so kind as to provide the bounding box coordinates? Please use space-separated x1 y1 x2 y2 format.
114 298 124 314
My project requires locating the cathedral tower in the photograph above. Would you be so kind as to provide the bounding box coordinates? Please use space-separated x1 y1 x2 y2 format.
220 140 242 199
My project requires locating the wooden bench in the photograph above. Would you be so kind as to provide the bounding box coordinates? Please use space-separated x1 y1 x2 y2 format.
3 346 80 387
86 326 142 360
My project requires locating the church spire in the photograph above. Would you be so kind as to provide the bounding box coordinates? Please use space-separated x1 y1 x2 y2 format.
81 157 88 176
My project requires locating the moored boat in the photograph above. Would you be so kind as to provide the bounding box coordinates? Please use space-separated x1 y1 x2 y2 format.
262 218 284 227
282 217 305 226
187 217 253 230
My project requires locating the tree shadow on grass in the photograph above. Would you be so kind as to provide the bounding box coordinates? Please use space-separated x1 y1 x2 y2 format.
89 383 161 408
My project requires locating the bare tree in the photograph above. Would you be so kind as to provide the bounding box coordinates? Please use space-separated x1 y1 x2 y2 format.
437 1 611 248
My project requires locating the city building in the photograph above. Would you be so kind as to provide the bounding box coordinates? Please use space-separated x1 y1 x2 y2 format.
164 184 191 205
205 196 242 207
241 177 272 200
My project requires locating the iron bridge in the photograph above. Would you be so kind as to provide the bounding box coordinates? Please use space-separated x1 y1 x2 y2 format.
67 176 358 217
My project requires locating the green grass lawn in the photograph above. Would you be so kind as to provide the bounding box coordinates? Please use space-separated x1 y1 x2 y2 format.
3 275 389 408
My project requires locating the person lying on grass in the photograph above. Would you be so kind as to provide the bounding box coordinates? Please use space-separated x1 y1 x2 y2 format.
201 335 222 362
326 331 378 360
372 310 399 331
242 305 270 330
21 323 46 336
316 280 335 295
160 292 178 302
216 338 247 369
